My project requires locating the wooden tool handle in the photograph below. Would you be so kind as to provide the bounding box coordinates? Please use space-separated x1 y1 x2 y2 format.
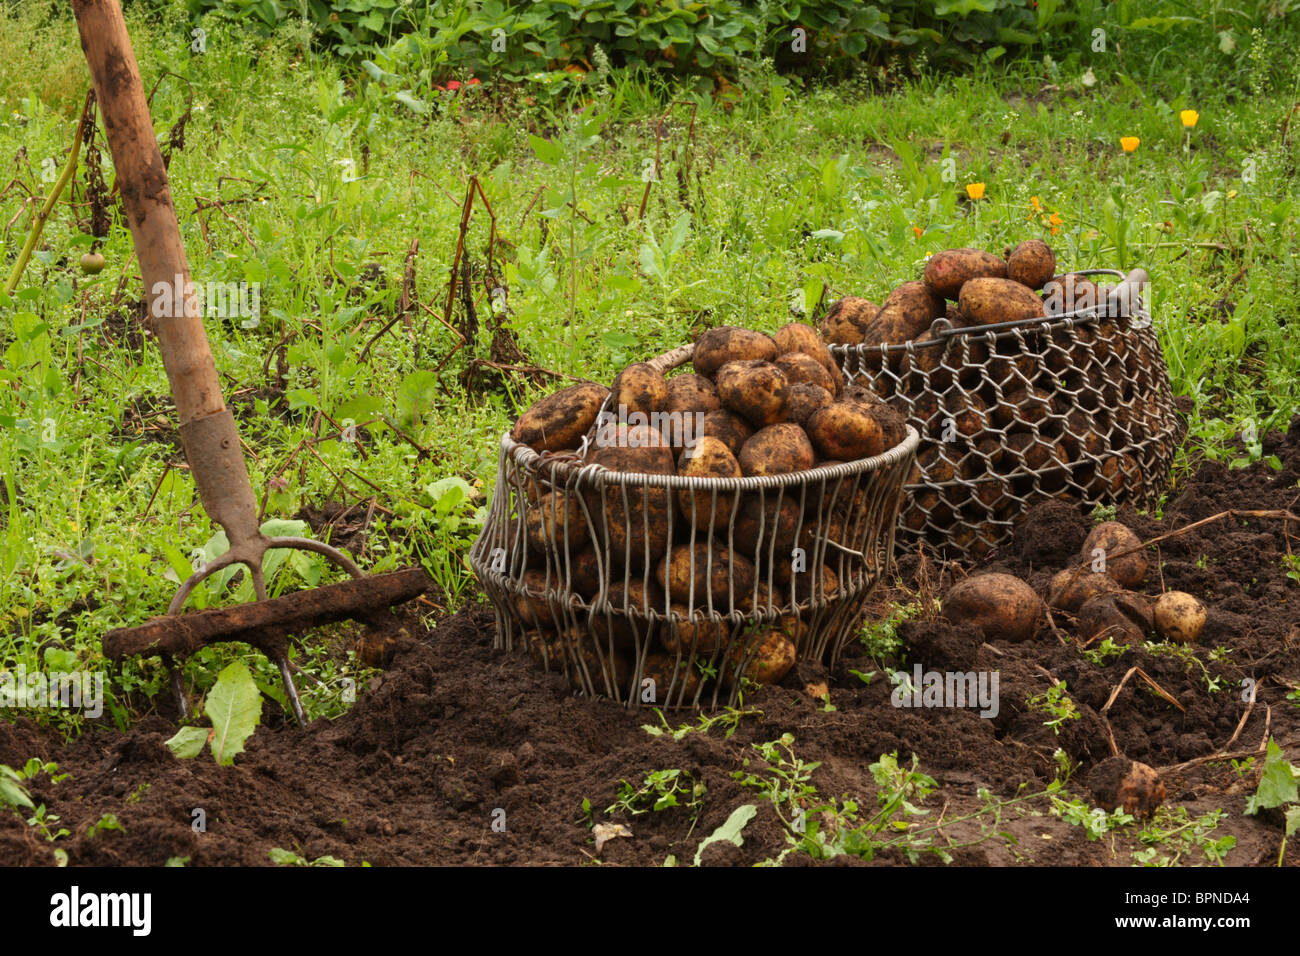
72 0 224 427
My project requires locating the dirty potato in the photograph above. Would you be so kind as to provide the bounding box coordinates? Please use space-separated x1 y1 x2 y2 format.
1080 521 1149 588
664 372 721 415
1004 240 1056 290
805 401 886 461
693 326 779 377
819 296 879 345
860 281 946 345
511 382 609 452
1077 591 1153 645
958 277 1045 326
524 487 589 554
657 540 756 609
609 362 669 416
697 408 754 458
662 606 732 655
774 351 837 394
1152 591 1207 644
725 628 797 686
715 359 791 428
738 423 816 477
1047 565 1121 613
942 573 1043 642
922 247 1008 299
590 580 665 649
676 436 742 529
785 382 834 426
586 423 675 565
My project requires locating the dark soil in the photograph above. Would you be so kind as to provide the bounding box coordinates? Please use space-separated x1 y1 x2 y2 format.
2 420 1298 867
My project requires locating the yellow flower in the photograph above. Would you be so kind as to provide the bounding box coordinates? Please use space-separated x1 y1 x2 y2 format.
1120 136 1140 153
1030 195 1042 213
965 182 986 200
1049 212 1063 236
1180 109 1199 128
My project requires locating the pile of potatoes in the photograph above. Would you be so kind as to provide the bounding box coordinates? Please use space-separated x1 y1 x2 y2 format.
503 322 911 698
820 241 1172 556
939 520 1207 647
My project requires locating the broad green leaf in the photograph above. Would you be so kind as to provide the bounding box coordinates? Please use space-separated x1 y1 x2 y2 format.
164 726 209 760
1245 738 1299 814
0 766 34 810
204 661 263 766
693 803 757 865
528 134 562 166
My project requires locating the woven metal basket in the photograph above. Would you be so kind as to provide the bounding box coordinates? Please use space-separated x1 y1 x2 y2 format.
830 268 1185 559
470 344 919 708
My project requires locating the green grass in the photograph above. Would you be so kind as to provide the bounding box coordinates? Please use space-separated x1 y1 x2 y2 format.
1 2 1298 730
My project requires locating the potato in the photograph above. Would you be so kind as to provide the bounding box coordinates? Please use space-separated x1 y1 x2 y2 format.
1153 591 1207 644
1042 273 1102 316
738 423 815 477
778 560 839 599
591 580 665 649
958 277 1045 326
640 653 701 702
785 382 834 426
861 281 946 345
715 360 791 428
587 423 675 565
512 569 572 630
774 322 840 386
1080 521 1148 588
869 402 908 450
525 488 589 554
697 408 754 458
693 326 778 377
991 386 1052 429
732 493 803 561
664 372 721 415
662 606 732 655
942 573 1043 642
609 362 669 416
567 547 603 598
805 401 885 461
839 382 884 409
774 351 837 394
1077 591 1153 645
511 382 609 452
923 248 1008 299
564 632 632 696
1047 565 1121 613
726 628 796 686
676 437 741 529
1004 432 1069 472
1004 240 1056 290
657 540 756 609
1087 756 1166 818
819 296 879 345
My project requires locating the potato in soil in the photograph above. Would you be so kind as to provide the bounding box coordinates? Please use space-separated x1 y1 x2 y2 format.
1004 240 1056 290
819 296 879 345
1077 591 1153 645
1087 756 1165 817
676 436 742 529
942 573 1043 642
693 326 778 377
738 423 815 477
923 248 1008 299
511 382 609 452
1047 565 1121 613
958 277 1045 326
1080 521 1148 588
657 540 757 610
715 359 791 428
1152 591 1206 644
861 281 946 345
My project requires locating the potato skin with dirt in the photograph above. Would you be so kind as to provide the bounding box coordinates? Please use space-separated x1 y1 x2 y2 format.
1087 756 1166 818
664 373 721 415
819 296 879 345
676 436 741 528
662 606 731 654
726 628 797 686
958 277 1045 326
737 423 815 477
785 383 834 426
861 281 946 345
587 423 675 564
609 362 669 416
942 572 1043 642
524 488 589 554
657 541 756 609
697 408 754 458
1152 591 1207 644
511 382 609 452
923 248 1008 299
1077 590 1153 645
1081 521 1148 588
774 322 840 384
805 401 885 461
775 351 837 394
715 360 791 428
1005 240 1056 290
1047 566 1121 613
693 326 778 378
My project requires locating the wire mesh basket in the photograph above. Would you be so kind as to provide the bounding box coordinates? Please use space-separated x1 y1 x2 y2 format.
470 344 919 708
830 268 1185 559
